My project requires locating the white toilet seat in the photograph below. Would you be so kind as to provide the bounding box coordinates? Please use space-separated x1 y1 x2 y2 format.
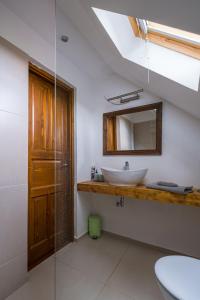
155 256 200 300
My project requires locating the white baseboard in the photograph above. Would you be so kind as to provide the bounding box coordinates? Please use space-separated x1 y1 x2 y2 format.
74 231 87 240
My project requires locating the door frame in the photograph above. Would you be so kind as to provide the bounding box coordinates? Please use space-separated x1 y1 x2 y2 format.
28 63 75 269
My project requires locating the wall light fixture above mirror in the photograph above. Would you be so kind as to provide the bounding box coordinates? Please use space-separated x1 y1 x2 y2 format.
103 102 162 155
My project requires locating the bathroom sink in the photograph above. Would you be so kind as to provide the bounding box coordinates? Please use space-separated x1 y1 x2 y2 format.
101 167 148 186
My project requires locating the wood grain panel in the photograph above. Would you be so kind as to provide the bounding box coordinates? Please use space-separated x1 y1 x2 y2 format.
105 116 117 151
31 160 59 187
28 65 74 269
29 194 52 264
128 17 200 60
30 73 54 155
77 181 200 207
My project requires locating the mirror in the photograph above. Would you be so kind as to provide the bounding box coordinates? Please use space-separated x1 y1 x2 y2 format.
103 102 162 155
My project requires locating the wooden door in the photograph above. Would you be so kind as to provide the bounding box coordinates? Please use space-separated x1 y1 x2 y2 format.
55 86 74 250
28 66 74 269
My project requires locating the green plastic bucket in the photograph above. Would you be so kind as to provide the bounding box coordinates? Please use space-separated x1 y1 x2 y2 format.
88 215 102 239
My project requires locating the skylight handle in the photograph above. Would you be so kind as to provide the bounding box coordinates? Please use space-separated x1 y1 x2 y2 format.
137 19 148 35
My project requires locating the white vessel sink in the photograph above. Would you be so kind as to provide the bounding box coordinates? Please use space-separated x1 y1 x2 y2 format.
101 167 148 186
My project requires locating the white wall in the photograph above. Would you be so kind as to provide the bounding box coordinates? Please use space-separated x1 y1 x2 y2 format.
89 77 200 257
0 40 28 299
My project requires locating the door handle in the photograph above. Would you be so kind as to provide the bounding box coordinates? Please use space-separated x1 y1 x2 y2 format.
61 163 69 168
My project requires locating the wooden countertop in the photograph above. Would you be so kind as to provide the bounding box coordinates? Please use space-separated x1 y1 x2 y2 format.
77 181 200 207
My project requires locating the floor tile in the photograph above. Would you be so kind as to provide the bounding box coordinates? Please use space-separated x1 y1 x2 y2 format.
27 257 55 300
7 233 168 300
56 261 83 292
77 233 129 259
56 261 104 300
108 259 163 300
95 285 134 300
6 283 30 300
122 242 164 268
57 238 120 283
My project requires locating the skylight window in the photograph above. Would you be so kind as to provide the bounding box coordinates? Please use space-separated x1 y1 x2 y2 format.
93 8 200 91
129 17 200 60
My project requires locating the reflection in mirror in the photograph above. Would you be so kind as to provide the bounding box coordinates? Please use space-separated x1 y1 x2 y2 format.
116 110 156 151
103 102 162 155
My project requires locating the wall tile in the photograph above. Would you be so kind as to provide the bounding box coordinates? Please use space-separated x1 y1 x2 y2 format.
0 111 28 187
0 185 28 265
0 42 28 117
0 253 27 300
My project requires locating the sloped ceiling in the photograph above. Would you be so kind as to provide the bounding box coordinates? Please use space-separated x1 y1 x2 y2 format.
88 0 200 35
57 0 200 119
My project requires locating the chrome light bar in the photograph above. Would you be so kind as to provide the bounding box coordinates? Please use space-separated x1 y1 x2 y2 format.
106 89 143 105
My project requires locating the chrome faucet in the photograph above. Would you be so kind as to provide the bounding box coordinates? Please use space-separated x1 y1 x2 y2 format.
123 161 129 170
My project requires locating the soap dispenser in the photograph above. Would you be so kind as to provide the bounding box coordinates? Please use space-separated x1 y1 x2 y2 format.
91 166 96 180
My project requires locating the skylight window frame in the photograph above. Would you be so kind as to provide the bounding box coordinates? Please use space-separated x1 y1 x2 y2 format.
147 21 200 45
129 17 200 60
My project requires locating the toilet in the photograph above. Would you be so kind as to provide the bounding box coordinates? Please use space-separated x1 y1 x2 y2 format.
155 255 200 300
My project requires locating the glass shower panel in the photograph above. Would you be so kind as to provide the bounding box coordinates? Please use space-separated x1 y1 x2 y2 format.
0 0 57 299
55 3 75 300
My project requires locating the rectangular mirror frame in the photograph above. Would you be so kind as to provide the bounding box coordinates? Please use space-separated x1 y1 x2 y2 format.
103 102 162 155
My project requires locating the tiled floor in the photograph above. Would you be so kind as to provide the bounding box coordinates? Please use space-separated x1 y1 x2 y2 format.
7 233 166 300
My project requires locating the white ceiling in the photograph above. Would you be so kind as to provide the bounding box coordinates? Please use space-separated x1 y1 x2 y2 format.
0 0 55 44
57 0 200 119
88 0 200 35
